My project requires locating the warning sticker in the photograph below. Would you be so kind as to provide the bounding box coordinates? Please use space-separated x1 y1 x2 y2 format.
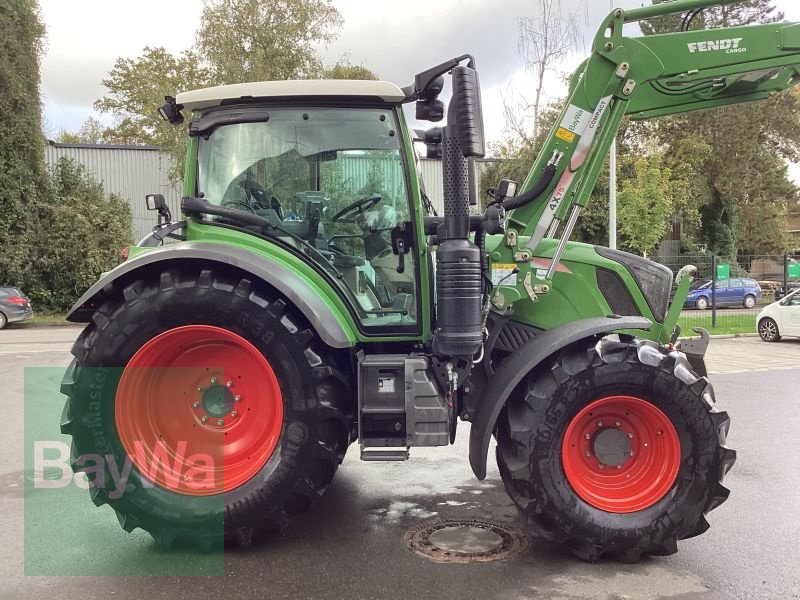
491 263 518 286
555 127 576 143
559 104 592 135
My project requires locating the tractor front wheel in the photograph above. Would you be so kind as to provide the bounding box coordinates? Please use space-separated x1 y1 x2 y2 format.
60 267 352 549
496 337 735 562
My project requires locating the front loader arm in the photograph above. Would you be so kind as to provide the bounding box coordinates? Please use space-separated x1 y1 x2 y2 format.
505 0 800 263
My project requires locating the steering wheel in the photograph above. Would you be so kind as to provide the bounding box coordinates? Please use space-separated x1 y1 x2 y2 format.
222 199 256 213
332 194 382 223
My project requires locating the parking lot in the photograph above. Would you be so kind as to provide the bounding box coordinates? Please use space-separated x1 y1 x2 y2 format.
1 326 798 600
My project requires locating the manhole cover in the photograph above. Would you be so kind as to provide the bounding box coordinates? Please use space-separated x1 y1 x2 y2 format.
404 520 529 563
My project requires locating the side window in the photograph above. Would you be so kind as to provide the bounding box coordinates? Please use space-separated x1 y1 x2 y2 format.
716 280 729 290
197 107 418 332
0 289 8 298
730 279 743 289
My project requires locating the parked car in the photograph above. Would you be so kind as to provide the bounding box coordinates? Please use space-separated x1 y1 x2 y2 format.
757 288 800 342
774 281 800 301
0 286 33 329
683 277 762 310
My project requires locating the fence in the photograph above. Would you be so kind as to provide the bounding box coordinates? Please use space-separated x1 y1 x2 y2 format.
655 254 800 336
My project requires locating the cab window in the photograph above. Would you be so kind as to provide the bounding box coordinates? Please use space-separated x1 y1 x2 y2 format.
196 107 417 331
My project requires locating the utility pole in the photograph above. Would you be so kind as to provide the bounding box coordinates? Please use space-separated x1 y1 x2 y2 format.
608 0 617 250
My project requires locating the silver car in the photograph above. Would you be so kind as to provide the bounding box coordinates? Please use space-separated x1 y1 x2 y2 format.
0 286 33 329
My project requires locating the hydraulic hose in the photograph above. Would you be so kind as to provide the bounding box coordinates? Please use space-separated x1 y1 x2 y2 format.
501 162 559 211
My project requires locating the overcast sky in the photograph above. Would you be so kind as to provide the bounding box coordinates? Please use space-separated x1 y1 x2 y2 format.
38 0 800 161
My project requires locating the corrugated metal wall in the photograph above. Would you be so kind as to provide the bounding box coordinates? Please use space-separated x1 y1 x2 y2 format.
44 143 498 239
44 143 182 241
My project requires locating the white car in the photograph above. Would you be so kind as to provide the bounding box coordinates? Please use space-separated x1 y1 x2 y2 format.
757 288 800 342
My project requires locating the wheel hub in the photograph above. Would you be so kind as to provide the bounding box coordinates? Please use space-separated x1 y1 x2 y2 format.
200 384 235 418
591 427 631 468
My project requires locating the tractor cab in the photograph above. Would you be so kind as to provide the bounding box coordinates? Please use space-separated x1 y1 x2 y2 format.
176 81 423 330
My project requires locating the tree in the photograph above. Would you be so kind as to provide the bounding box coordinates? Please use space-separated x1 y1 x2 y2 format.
507 0 586 142
95 47 211 181
617 156 675 256
96 0 368 183
0 0 48 289
639 0 797 256
196 0 342 83
55 116 106 144
324 59 377 80
28 158 132 310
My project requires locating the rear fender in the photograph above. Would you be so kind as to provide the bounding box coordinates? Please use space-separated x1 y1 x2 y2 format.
66 241 356 349
468 315 652 480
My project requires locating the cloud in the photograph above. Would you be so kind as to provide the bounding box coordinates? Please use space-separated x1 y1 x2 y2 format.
41 55 113 109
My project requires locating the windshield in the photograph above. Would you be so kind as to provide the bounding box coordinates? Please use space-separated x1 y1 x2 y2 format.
196 107 418 331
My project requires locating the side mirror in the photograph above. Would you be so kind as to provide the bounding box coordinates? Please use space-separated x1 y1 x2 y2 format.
451 65 485 158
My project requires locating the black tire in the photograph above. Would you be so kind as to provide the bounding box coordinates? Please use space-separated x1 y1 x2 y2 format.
743 294 756 309
0 311 7 329
60 266 353 549
695 296 709 310
496 337 735 562
758 317 781 342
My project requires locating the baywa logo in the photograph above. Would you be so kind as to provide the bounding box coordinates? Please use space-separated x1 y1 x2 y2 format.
688 38 746 54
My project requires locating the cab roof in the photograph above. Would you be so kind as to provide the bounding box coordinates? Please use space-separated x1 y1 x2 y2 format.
176 80 407 112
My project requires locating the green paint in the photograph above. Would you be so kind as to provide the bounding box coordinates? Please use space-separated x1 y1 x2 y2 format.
184 220 358 344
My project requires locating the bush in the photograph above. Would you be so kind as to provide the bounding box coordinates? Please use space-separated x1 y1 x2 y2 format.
26 158 133 311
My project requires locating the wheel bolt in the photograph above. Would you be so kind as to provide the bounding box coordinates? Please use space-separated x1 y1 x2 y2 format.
226 380 233 388
217 419 224 426
234 394 242 402
231 411 238 418
585 450 591 457
615 421 621 427
584 433 591 440
616 465 622 470
192 401 200 408
627 432 634 439
201 415 208 423
596 421 603 428
197 386 203 392
598 463 605 470
210 376 218 384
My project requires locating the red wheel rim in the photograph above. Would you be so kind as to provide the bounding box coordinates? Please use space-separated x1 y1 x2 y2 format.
561 396 681 513
115 325 283 496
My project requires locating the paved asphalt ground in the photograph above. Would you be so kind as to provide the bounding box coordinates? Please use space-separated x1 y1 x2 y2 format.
1 326 798 600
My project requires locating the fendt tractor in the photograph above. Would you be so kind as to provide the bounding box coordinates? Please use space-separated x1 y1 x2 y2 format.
61 0 800 561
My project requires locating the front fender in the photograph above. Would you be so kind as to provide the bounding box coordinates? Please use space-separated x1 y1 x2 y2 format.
468 315 652 480
66 241 356 349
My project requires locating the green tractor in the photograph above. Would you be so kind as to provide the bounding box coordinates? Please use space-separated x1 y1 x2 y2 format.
61 0 799 560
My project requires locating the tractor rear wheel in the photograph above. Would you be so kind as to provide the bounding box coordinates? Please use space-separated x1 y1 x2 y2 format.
60 266 353 549
496 337 735 562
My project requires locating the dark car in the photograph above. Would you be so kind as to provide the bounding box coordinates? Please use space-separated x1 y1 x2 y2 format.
775 281 800 301
0 286 33 329
684 277 762 310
